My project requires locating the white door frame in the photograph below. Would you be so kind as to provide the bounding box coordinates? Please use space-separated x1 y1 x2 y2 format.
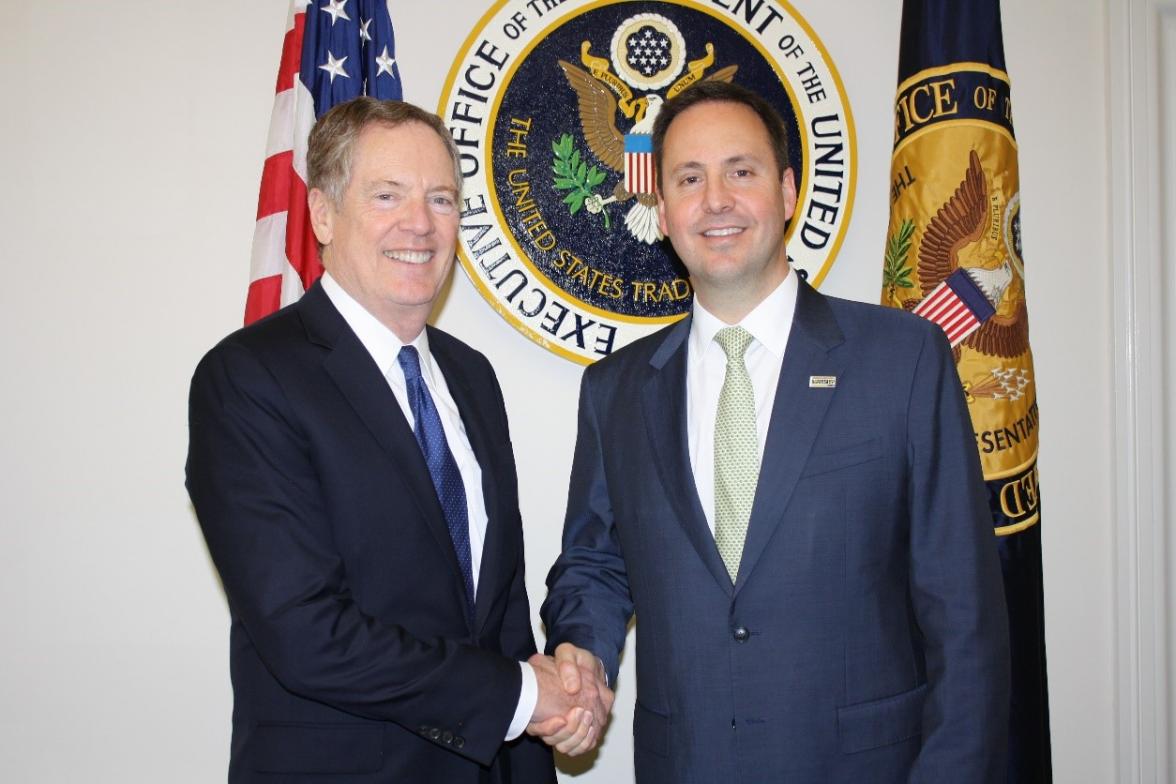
1108 0 1175 780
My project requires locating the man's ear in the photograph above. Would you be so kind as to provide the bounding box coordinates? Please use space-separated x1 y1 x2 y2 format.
656 187 668 237
780 167 798 222
307 188 334 246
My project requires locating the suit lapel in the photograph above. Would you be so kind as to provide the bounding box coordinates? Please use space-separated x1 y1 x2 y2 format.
642 318 735 596
429 332 505 635
299 286 470 617
735 280 847 593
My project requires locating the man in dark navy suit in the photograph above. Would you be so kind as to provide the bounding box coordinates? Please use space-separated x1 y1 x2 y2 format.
541 82 1011 782
187 98 606 783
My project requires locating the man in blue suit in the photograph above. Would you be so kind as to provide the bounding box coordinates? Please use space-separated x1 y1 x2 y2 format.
187 98 605 783
540 82 1010 782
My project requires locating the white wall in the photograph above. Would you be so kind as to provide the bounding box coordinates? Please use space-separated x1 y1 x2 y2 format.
0 1 1113 781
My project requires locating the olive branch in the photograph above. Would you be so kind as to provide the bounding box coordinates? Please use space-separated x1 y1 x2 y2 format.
883 218 916 304
551 134 610 229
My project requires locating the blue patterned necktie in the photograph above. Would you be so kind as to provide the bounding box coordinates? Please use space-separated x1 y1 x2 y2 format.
397 345 475 620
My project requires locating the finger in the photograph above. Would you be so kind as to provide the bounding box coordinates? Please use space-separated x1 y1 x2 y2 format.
554 716 593 755
587 702 607 728
557 658 583 694
576 724 600 756
562 722 599 757
542 708 586 745
585 686 612 722
526 716 566 737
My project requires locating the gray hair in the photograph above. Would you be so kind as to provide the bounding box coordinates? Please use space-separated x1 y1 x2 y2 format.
306 96 463 205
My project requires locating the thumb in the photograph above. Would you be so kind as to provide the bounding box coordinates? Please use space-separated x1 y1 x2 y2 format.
527 715 566 737
557 658 582 694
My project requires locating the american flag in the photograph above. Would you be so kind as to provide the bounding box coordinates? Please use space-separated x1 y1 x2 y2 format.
624 133 655 195
245 0 403 325
912 268 996 347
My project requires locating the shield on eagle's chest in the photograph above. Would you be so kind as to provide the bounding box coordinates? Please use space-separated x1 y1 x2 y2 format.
624 133 655 195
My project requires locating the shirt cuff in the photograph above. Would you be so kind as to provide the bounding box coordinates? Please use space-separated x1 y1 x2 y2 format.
505 661 538 741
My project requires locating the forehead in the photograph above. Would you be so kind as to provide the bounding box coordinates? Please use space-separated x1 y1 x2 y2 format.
349 121 456 187
661 100 773 163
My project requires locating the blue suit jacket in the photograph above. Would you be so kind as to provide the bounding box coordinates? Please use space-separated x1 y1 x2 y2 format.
187 282 554 783
542 280 1009 783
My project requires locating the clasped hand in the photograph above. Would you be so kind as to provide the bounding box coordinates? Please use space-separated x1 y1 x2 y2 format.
525 642 614 756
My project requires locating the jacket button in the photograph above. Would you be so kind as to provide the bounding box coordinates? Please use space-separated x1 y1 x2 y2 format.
419 725 430 736
733 626 750 642
455 735 465 749
442 730 454 744
429 728 441 740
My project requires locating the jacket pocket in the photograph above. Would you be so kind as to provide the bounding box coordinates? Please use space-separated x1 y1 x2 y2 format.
836 683 926 754
250 722 383 774
633 701 670 758
800 438 883 478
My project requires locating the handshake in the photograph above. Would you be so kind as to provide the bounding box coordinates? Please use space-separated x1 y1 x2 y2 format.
525 642 615 756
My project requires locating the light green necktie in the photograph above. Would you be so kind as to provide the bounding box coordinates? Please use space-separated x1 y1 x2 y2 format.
713 326 759 582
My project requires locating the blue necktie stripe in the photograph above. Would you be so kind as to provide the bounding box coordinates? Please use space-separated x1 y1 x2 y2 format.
397 346 475 621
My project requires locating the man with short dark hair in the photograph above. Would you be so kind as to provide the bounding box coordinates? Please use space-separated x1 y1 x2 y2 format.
541 81 1011 782
187 97 604 783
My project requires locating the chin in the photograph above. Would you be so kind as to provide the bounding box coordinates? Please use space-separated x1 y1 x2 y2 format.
700 258 750 279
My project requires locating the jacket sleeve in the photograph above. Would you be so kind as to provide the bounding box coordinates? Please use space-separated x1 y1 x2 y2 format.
905 325 1011 782
540 368 634 684
185 340 519 766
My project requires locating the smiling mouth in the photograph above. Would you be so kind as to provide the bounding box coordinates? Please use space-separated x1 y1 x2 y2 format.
383 250 432 264
701 227 743 238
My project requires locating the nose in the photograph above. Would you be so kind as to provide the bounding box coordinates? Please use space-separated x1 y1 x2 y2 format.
702 177 733 213
398 194 435 235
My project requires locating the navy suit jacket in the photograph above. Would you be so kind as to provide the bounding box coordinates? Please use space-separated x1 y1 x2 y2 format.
187 282 554 783
542 280 1010 783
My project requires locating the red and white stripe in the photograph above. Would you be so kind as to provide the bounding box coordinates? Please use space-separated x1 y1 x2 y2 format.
912 280 982 347
625 152 655 195
245 0 322 325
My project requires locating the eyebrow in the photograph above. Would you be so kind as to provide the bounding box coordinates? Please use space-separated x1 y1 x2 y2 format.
366 179 405 191
365 179 458 197
670 153 764 174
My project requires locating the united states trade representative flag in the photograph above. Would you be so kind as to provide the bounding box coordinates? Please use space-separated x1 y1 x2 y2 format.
245 0 404 324
880 0 1050 779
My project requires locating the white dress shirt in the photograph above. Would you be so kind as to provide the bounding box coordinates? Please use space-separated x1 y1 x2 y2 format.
686 272 799 533
321 274 537 740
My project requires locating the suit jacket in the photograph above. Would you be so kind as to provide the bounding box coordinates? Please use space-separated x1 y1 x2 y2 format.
541 280 1010 784
186 282 554 784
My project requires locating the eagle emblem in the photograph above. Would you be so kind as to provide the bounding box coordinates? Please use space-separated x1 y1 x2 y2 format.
909 150 1029 359
553 14 737 244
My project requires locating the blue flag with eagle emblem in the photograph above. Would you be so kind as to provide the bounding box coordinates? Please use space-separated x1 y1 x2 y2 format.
880 0 1051 780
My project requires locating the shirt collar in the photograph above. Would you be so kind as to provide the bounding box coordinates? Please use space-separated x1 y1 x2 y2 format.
689 270 798 360
320 272 431 376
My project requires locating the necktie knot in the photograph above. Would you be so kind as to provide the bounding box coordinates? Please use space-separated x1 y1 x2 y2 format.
397 345 423 382
715 326 754 363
